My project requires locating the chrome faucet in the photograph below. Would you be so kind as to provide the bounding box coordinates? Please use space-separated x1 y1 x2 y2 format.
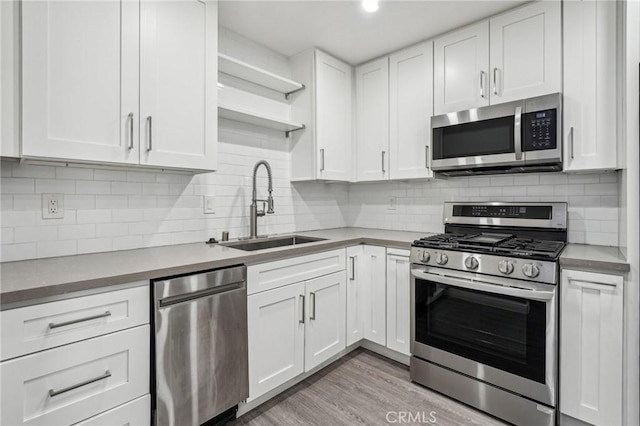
250 160 275 238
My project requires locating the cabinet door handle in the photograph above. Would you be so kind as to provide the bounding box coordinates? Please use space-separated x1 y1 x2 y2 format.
570 127 575 160
479 71 486 99
128 113 134 150
146 116 153 152
568 277 619 288
49 311 111 329
49 370 111 398
425 145 430 169
493 68 499 96
349 256 356 280
514 106 522 161
381 151 386 173
299 295 305 324
320 149 325 172
310 292 316 320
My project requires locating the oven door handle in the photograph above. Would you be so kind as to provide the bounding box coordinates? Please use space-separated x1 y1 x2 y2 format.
411 268 554 301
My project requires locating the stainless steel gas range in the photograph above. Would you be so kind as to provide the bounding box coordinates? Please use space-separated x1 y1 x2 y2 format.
410 202 568 426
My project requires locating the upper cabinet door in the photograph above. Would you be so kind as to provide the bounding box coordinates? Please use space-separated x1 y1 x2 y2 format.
21 0 140 164
355 57 389 182
140 0 217 171
434 21 489 115
489 0 561 104
315 50 353 181
389 41 434 180
563 0 617 172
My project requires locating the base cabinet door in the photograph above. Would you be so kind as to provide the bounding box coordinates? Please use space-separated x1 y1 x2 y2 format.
346 246 365 346
362 246 387 346
304 271 346 372
386 249 411 355
247 282 305 401
560 269 623 426
74 395 150 426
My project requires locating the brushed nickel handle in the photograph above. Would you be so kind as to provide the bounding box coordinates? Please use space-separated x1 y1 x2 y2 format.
425 145 430 169
320 149 325 172
146 116 153 152
128 113 134 150
49 311 111 329
49 370 111 397
570 127 575 160
299 295 305 324
568 277 618 288
349 256 356 280
479 71 486 99
381 151 386 173
514 106 522 161
493 68 499 95
310 292 316 320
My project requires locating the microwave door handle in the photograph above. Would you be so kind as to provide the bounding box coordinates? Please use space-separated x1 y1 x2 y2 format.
514 106 523 161
411 268 554 301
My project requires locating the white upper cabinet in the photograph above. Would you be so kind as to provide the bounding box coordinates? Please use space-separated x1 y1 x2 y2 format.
290 49 353 182
21 0 140 165
563 0 618 172
434 21 489 115
20 0 217 172
489 0 561 104
1 0 20 158
140 0 218 171
389 41 434 180
355 57 389 182
434 1 560 114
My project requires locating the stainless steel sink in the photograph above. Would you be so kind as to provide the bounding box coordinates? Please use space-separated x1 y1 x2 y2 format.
220 235 327 251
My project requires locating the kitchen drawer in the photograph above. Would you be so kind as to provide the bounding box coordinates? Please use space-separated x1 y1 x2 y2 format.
0 325 149 426
1 284 149 361
75 395 150 426
247 249 346 295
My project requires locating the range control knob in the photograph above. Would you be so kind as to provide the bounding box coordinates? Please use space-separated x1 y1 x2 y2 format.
464 256 479 270
522 263 540 279
435 253 448 265
420 251 431 263
498 260 514 275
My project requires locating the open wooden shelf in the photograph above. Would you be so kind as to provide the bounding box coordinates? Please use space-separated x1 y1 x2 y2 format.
218 105 305 137
218 53 304 97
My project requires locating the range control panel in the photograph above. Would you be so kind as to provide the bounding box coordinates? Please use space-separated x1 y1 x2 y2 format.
524 109 557 151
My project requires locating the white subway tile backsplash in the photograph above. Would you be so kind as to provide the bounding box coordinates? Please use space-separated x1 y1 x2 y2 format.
2 178 35 194
37 240 76 258
36 179 75 194
94 169 127 181
1 243 37 262
77 209 112 224
76 180 111 195
111 182 142 195
55 167 94 180
113 235 144 250
96 223 130 238
15 226 57 243
12 165 56 179
78 237 113 254
58 224 95 240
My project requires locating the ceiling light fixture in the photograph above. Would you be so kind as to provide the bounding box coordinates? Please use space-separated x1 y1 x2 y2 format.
362 0 379 13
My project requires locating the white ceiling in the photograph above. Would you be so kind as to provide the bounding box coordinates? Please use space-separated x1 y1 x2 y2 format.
219 0 528 66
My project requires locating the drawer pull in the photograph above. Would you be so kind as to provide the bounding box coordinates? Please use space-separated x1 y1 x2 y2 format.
49 311 111 329
49 370 111 397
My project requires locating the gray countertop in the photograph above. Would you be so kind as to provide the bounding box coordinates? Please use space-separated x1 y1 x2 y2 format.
1 227 630 310
0 228 417 310
560 243 630 274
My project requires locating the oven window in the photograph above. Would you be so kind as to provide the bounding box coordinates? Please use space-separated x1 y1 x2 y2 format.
433 116 515 159
414 279 546 383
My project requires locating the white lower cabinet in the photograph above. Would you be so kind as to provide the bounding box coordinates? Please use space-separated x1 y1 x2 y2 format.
247 255 347 402
346 246 365 346
386 249 411 356
304 272 347 371
0 325 149 426
247 281 305 401
75 395 150 426
361 246 387 346
560 269 624 426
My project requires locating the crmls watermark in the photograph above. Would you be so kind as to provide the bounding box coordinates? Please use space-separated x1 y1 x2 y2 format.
385 410 438 424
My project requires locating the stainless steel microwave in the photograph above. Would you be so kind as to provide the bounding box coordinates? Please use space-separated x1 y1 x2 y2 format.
430 93 562 176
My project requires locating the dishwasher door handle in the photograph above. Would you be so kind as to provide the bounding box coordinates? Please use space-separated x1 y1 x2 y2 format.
158 281 244 307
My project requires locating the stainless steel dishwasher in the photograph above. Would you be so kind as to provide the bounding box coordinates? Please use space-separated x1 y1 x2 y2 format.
153 265 248 426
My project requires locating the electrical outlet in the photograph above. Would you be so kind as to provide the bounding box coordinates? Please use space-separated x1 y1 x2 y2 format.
42 194 64 219
203 195 215 214
388 196 397 210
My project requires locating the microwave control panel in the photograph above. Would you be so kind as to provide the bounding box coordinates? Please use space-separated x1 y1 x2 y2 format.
523 109 557 151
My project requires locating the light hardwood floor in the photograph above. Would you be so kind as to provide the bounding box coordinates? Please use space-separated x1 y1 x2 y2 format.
232 349 509 426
